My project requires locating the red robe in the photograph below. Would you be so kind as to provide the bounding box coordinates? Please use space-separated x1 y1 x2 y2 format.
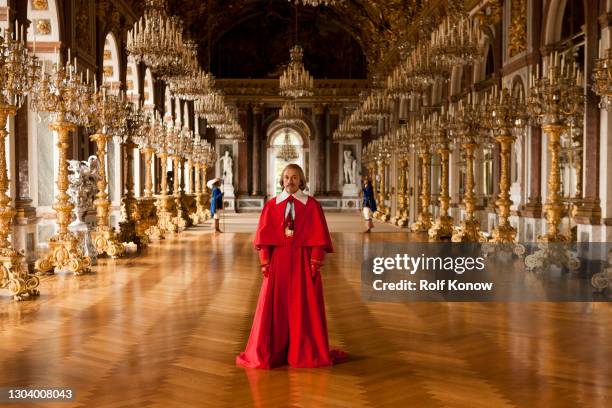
236 194 346 369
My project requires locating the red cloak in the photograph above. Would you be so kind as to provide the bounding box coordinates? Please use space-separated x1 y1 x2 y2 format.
236 195 346 369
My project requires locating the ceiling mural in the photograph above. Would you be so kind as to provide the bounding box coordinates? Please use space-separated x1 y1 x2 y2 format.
123 0 433 77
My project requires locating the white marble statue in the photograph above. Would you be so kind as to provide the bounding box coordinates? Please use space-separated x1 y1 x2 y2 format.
68 155 100 263
220 150 233 186
343 150 357 185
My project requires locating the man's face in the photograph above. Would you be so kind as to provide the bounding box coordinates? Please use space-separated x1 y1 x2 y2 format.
283 168 300 194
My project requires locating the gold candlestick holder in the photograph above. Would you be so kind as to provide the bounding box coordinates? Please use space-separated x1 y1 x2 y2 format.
0 28 41 298
410 120 433 233
527 52 584 243
171 155 188 231
156 151 178 234
411 151 433 232
139 146 163 240
117 138 144 248
487 86 528 243
539 123 568 242
428 112 454 241
35 121 92 274
0 105 39 299
452 142 486 242
90 132 125 258
451 96 487 242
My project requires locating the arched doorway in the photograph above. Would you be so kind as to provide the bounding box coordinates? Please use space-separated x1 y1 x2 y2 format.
267 128 306 196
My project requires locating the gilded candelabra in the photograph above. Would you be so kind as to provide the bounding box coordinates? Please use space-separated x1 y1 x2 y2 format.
116 102 147 249
153 121 178 234
171 127 191 230
88 90 126 258
372 138 391 222
592 47 612 110
135 113 163 240
428 111 454 241
191 136 214 224
451 96 487 242
0 27 40 298
390 126 410 227
527 52 584 242
31 53 93 275
487 87 527 243
411 121 433 232
523 52 584 272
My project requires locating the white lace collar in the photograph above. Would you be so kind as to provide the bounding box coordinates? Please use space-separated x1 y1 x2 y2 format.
275 189 309 205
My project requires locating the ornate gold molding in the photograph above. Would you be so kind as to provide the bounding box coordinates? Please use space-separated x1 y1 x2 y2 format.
508 0 527 57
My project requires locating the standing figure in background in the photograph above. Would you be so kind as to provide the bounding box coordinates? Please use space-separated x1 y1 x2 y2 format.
220 151 233 186
209 178 224 233
362 177 377 233
343 150 356 185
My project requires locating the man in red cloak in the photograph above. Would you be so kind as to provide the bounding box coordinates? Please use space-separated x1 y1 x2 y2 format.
236 164 346 369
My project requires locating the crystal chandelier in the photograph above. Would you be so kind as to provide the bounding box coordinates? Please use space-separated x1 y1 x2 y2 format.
592 47 612 110
347 107 376 131
363 89 391 120
218 121 244 140
278 100 303 124
430 16 482 66
195 91 226 125
332 122 360 141
276 129 299 162
169 69 215 100
126 0 185 77
279 45 314 98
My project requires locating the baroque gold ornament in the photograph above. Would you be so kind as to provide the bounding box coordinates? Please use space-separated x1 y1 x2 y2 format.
90 132 125 258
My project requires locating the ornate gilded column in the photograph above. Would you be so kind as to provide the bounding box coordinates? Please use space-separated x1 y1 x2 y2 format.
117 137 144 248
489 87 527 243
393 157 409 226
90 133 125 258
490 132 517 242
539 124 568 242
186 157 197 220
156 152 177 234
140 146 163 240
429 144 453 240
171 154 187 232
0 105 39 299
452 142 485 242
526 53 583 242
411 151 433 232
36 121 92 274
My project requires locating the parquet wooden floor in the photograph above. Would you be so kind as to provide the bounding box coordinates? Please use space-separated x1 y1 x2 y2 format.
0 213 610 407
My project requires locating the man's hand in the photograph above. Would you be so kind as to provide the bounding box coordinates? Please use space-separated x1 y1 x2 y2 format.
261 263 270 278
310 259 323 280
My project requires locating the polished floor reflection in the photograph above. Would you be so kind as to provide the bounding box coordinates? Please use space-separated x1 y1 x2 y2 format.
0 213 610 407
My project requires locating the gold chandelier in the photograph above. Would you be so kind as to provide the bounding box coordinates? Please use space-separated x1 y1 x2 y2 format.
279 45 314 98
169 69 215 100
332 122 360 141
195 92 226 125
278 100 303 124
126 0 185 77
276 129 299 162
430 16 482 66
593 48 612 110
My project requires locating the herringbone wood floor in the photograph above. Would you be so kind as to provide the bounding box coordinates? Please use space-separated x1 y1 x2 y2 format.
0 213 610 407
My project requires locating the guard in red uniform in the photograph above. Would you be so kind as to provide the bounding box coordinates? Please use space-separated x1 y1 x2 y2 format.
236 164 346 369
